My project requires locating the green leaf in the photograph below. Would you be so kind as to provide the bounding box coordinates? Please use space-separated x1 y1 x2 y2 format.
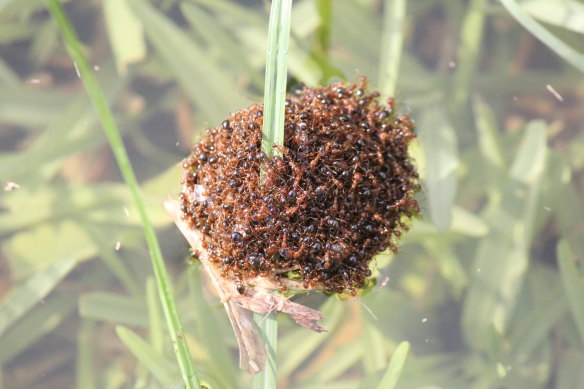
362 318 387 374
462 120 548 349
79 292 149 328
103 0 146 73
279 298 342 377
0 256 76 336
180 3 263 88
473 96 506 170
3 220 95 281
500 0 584 73
450 0 488 111
308 341 362 382
522 0 584 34
0 63 123 187
186 269 237 388
510 284 566 362
0 87 69 126
0 293 76 365
128 0 246 124
116 325 179 388
418 107 459 231
376 341 410 389
509 121 548 183
557 239 584 346
76 319 97 389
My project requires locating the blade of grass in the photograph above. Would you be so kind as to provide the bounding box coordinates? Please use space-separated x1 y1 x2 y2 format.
378 0 406 97
0 293 76 365
102 0 146 73
79 292 149 327
252 311 278 389
44 2 200 388
147 278 165 353
116 325 179 388
462 121 547 349
557 239 584 345
76 319 97 389
261 0 292 158
253 1 292 384
180 2 264 89
129 0 246 124
186 268 237 388
279 297 343 377
376 341 411 389
500 0 584 73
522 0 584 34
309 0 345 82
0 256 76 336
418 107 459 231
449 0 488 112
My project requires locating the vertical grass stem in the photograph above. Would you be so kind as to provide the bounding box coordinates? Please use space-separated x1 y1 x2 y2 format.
262 0 293 158
378 0 406 98
44 1 200 388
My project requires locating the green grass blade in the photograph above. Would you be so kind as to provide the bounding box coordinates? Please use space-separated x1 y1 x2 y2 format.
44 2 200 388
462 121 547 349
450 0 488 111
418 107 459 231
0 256 76 336
76 319 97 389
115 325 179 388
252 312 278 389
376 341 411 389
147 278 165 353
522 0 584 34
79 292 148 327
102 0 146 73
279 298 343 377
262 0 293 158
378 0 406 97
0 293 76 365
129 0 246 124
180 2 264 89
500 0 584 73
557 240 584 345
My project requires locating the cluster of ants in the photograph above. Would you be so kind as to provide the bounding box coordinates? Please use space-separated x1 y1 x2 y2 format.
180 77 419 295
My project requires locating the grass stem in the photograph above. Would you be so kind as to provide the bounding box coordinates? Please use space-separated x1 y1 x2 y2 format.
378 0 406 97
262 0 293 158
255 0 293 385
252 311 278 388
44 1 200 388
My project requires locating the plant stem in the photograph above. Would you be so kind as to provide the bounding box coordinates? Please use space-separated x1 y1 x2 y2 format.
378 0 406 97
254 1 292 383
262 0 293 158
44 2 200 388
252 311 278 388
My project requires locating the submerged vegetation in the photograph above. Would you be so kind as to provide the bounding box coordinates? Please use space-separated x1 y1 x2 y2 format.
1 0 584 388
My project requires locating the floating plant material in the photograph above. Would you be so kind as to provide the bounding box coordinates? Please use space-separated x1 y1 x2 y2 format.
166 77 419 373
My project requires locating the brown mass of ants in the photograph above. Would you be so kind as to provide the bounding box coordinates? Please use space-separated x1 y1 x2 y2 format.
179 77 420 295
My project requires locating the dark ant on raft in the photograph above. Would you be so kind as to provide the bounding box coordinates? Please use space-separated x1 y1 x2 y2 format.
179 77 420 295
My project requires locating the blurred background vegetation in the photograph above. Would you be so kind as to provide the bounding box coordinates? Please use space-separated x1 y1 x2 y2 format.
1 0 584 388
